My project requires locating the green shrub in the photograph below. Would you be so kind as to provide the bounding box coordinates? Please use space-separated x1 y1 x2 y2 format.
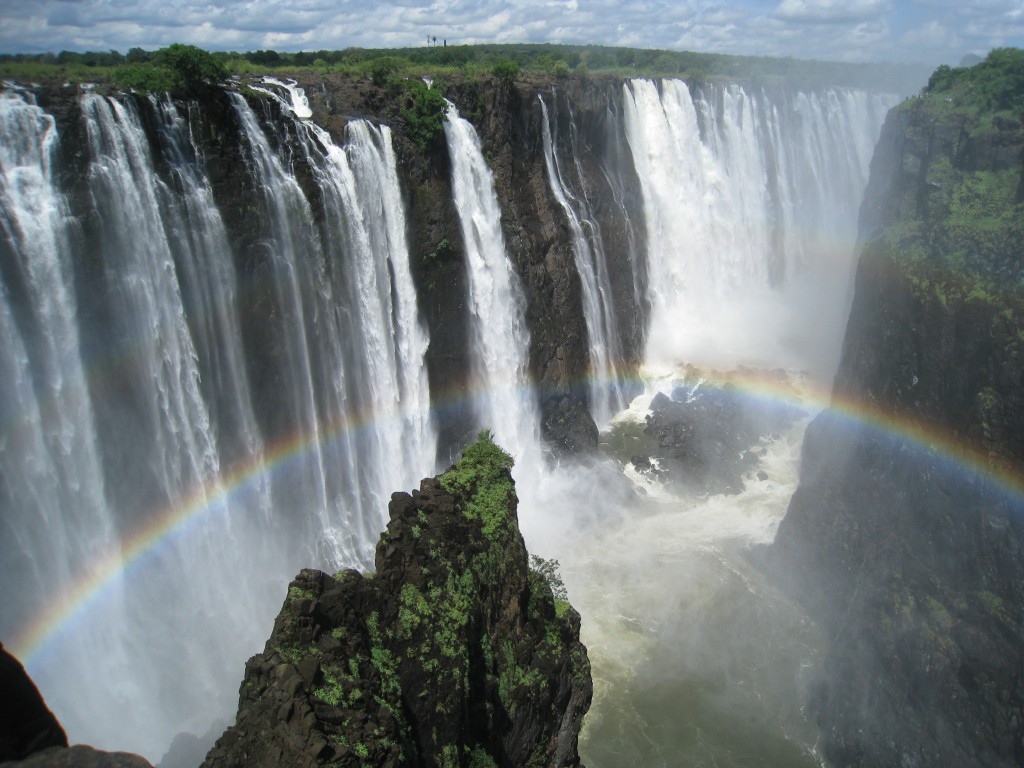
401 79 448 151
370 56 405 85
156 43 227 94
113 63 177 93
113 43 226 95
492 59 519 83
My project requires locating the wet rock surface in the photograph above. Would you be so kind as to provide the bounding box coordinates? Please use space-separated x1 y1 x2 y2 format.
630 367 805 495
201 434 591 768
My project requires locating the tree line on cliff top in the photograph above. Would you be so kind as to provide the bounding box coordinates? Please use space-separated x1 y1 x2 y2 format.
1 41 931 94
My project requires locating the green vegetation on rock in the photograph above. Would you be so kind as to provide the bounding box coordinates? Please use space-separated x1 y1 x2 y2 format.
201 432 590 767
924 47 1024 113
439 429 516 540
869 49 1024 308
399 78 448 151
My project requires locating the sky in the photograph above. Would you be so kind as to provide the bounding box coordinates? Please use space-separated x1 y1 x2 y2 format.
0 0 1021 65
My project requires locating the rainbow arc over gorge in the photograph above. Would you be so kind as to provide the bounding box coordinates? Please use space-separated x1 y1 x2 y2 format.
11 368 1024 670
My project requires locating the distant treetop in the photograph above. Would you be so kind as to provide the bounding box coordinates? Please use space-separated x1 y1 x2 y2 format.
924 47 1024 113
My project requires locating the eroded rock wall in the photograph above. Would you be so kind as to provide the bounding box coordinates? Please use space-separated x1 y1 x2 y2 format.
201 435 591 768
772 64 1024 767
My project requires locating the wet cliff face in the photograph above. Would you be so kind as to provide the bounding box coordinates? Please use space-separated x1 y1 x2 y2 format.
447 76 646 453
773 57 1024 768
25 73 641 464
287 71 647 457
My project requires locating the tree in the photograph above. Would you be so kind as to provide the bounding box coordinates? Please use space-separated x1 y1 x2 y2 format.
492 58 519 83
126 47 150 64
153 43 228 95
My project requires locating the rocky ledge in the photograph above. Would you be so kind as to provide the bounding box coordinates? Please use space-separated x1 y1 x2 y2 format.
628 366 805 495
201 432 591 768
0 643 153 768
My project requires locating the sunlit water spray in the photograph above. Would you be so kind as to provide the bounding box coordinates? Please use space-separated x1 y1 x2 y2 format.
622 80 893 382
1 78 894 765
514 79 895 766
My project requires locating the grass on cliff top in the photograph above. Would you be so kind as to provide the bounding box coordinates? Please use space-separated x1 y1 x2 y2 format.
1 41 928 94
439 430 516 541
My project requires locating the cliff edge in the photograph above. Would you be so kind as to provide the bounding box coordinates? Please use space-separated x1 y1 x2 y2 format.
773 49 1024 767
201 432 591 768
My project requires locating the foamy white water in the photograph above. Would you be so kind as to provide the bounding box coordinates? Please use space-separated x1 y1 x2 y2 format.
444 100 540 465
622 80 894 381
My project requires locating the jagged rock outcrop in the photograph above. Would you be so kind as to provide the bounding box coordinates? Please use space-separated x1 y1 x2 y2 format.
1 643 68 762
773 51 1024 767
201 433 591 768
630 367 805 495
0 644 153 768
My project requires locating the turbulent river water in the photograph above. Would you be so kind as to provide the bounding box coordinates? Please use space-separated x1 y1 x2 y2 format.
0 77 894 763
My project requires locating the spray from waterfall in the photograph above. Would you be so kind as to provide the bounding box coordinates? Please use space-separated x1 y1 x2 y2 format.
621 79 894 382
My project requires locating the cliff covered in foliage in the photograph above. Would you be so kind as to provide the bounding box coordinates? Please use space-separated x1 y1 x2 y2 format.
773 49 1024 767
200 432 591 768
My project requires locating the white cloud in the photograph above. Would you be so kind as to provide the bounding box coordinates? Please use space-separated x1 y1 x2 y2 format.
773 0 890 24
0 0 1020 65
900 19 953 47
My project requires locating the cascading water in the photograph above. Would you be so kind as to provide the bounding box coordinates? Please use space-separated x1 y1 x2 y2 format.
0 88 116 685
293 114 437 541
231 90 436 561
149 94 269 477
524 80 897 767
1 87 435 760
443 100 539 464
538 93 629 428
0 90 288 758
1 75 898 767
622 79 894 380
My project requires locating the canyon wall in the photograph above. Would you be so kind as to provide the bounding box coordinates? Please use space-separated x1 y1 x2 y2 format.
773 55 1024 767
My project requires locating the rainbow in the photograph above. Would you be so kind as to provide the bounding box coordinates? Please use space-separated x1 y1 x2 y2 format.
9 369 1024 669
8 397 407 668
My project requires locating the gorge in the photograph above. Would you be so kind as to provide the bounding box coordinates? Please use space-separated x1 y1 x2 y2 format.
1 51 1020 767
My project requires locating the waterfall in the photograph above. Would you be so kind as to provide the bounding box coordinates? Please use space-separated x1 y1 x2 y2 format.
443 101 539 462
538 94 628 428
0 89 115 665
150 94 269 486
229 92 346 553
621 79 894 379
231 92 436 563
1 87 436 760
1 75 897 764
294 114 436 538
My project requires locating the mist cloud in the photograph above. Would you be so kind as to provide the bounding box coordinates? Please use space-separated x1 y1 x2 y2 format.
0 0 1020 65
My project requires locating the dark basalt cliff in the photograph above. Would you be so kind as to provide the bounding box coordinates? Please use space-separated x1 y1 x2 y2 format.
239 72 646 457
0 644 153 767
20 72 645 467
200 433 591 768
773 52 1024 768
